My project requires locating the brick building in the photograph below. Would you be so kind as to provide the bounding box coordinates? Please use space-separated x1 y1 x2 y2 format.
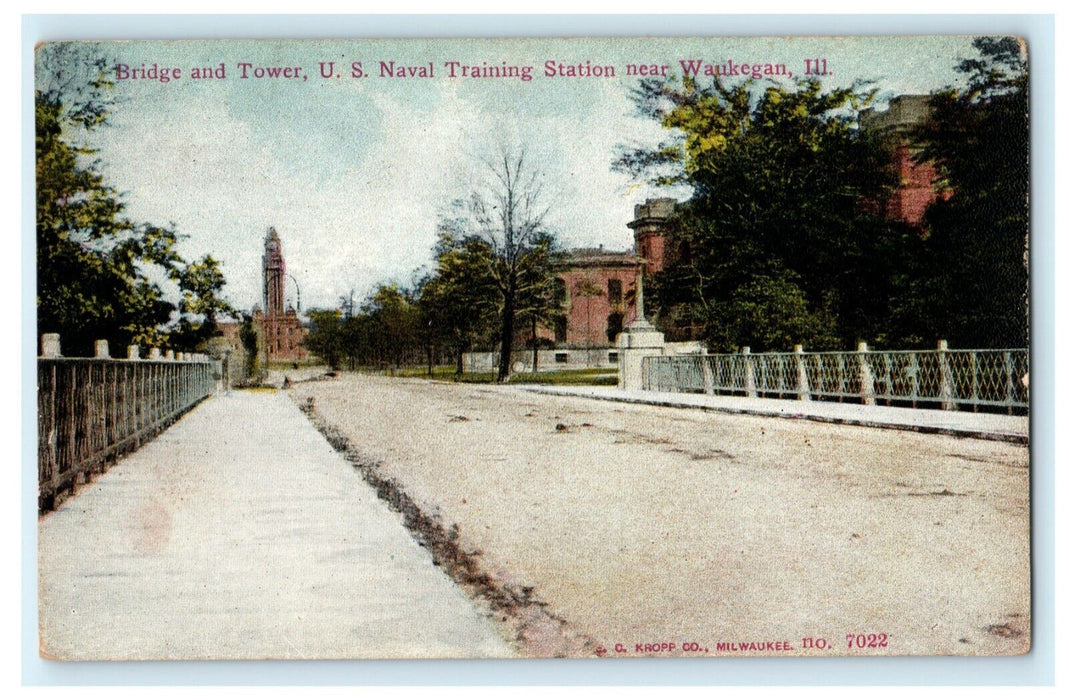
253 228 308 363
533 198 679 352
466 198 677 372
860 95 948 226
217 229 309 367
550 249 640 348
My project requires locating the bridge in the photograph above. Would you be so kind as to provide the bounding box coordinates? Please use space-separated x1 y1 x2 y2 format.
37 356 1030 659
38 387 514 660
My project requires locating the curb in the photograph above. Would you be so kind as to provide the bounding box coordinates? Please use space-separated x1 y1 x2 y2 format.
516 386 1029 445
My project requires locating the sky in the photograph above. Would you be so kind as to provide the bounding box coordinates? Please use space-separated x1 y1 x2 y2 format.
37 36 986 313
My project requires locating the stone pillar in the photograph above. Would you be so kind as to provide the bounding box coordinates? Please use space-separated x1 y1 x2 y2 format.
165 350 175 361
857 341 875 406
40 333 62 358
148 348 162 360
937 339 957 411
617 323 665 391
127 345 140 360
94 340 110 359
700 353 716 395
794 344 811 401
617 251 666 390
742 346 757 398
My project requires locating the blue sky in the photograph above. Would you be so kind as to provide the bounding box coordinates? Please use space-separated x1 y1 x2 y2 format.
38 36 985 312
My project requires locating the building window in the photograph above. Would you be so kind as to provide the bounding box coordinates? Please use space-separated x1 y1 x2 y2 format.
608 278 622 306
555 352 568 363
606 312 624 343
608 351 619 363
554 315 568 344
553 277 569 309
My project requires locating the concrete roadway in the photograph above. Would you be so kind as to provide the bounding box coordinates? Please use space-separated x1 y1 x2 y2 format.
37 390 514 660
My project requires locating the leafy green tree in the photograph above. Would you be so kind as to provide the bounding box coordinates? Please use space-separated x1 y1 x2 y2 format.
908 37 1029 348
418 223 498 374
36 43 234 355
303 309 345 370
616 76 907 351
363 283 421 370
168 254 237 351
239 314 260 381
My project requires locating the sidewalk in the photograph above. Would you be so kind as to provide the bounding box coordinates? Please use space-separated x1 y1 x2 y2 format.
514 385 1028 443
38 390 514 660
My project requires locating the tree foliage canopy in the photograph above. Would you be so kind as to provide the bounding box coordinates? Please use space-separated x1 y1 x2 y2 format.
434 146 563 380
906 37 1029 348
36 44 233 356
616 76 909 351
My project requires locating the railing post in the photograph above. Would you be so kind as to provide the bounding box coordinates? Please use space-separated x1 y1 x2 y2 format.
742 346 756 398
94 340 110 359
794 345 811 401
127 345 140 360
1004 350 1014 414
857 341 875 406
700 355 716 395
41 333 62 358
937 339 957 411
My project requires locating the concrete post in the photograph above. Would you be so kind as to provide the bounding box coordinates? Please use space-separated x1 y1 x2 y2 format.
617 324 665 391
165 350 175 361
858 341 875 406
40 333 62 358
742 347 756 398
94 340 110 359
937 339 957 411
127 345 140 360
795 344 811 401
148 348 162 360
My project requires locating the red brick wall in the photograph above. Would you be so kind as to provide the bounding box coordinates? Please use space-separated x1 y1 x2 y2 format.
254 312 309 362
555 263 639 347
886 143 945 226
637 233 667 275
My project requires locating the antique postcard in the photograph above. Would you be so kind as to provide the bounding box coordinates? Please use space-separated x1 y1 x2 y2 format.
35 35 1030 661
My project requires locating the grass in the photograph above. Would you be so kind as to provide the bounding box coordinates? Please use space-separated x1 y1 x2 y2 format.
387 365 618 386
265 359 328 370
235 385 278 393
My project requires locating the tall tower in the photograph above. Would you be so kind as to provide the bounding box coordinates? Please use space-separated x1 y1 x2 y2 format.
627 198 675 275
262 227 286 316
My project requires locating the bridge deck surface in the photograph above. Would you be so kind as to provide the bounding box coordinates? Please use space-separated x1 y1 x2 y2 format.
38 390 514 660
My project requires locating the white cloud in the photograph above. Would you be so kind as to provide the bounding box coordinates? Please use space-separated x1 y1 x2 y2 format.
93 75 669 313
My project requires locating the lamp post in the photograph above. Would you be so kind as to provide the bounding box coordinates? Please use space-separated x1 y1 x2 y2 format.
286 273 302 311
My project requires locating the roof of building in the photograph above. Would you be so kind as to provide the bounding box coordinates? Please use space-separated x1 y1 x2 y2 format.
563 247 639 268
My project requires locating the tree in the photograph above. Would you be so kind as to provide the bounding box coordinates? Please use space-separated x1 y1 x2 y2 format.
418 222 498 374
239 314 260 381
36 43 232 355
908 37 1029 348
462 145 561 381
303 309 345 371
363 283 420 370
168 254 237 351
615 76 908 351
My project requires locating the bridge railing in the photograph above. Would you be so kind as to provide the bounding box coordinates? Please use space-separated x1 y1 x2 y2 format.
37 340 218 511
643 343 1029 413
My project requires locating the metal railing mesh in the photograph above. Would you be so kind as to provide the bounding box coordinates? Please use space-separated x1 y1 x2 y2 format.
643 348 1029 412
38 357 218 510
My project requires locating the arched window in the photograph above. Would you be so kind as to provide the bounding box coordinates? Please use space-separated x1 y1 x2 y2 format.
607 278 622 306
